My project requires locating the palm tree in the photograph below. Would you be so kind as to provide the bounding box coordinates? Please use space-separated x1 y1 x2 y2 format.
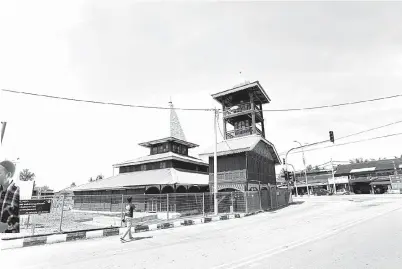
19 169 36 181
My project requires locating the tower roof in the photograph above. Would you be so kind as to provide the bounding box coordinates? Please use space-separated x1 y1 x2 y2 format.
169 101 186 141
138 100 198 148
211 81 271 106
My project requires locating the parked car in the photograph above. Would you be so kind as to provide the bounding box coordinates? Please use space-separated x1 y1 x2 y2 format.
314 189 329 196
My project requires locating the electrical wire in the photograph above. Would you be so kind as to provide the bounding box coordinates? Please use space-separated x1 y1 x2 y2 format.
261 94 402 112
291 131 402 155
337 119 402 140
3 88 402 113
1 89 215 112
278 118 402 156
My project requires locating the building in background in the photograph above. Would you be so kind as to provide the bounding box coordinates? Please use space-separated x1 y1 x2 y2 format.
200 81 281 192
335 158 402 194
32 186 55 197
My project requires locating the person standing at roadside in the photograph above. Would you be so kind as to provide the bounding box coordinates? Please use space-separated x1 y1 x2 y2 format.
120 196 135 242
0 160 20 233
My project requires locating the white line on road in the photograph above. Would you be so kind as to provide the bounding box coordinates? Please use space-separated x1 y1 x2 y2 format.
211 205 402 269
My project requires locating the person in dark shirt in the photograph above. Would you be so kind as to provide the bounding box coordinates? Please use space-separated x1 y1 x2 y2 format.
0 160 20 233
120 197 135 241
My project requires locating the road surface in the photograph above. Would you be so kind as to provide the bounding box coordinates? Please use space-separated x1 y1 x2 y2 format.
2 195 402 269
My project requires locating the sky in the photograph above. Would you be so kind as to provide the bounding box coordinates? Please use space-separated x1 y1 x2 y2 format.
1 1 402 191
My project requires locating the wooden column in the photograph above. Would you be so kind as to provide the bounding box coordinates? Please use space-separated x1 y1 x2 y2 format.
222 104 227 139
260 103 265 137
249 92 256 134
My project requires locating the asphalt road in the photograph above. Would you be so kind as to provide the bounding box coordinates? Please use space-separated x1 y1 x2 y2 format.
2 195 402 269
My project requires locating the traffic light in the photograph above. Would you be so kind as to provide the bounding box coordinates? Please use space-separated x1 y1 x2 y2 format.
288 172 294 181
283 158 286 164
329 131 334 143
284 171 289 181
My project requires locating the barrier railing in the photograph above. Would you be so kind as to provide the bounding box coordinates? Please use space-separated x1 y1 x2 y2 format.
14 188 291 237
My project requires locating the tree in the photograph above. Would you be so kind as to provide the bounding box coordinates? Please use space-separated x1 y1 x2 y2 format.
96 174 104 181
41 185 50 191
89 177 93 182
350 158 364 164
313 165 321 171
306 165 313 171
19 169 36 181
71 182 76 187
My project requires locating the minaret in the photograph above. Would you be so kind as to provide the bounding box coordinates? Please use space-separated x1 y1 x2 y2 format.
168 100 186 141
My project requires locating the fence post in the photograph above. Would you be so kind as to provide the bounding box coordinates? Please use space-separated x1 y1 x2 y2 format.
202 193 205 216
231 192 234 214
120 194 124 227
167 193 170 220
58 195 66 232
270 187 274 210
275 187 278 209
244 191 248 214
259 190 262 211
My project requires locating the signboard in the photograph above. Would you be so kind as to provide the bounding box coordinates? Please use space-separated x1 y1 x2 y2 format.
390 175 402 183
20 199 52 215
328 176 349 184
17 180 35 199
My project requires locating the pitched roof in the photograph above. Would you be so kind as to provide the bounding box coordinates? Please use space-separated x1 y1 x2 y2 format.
138 137 198 148
211 81 271 104
199 134 281 164
71 168 208 192
139 101 193 148
335 158 402 175
113 152 207 168
169 101 186 141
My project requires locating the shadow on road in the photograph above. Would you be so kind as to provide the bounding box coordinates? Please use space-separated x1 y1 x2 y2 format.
291 201 305 205
121 236 153 243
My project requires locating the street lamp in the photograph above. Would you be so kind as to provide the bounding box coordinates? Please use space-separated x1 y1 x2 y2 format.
294 141 309 196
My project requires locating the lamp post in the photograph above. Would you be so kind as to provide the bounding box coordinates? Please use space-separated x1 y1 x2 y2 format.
285 163 297 196
213 108 218 215
294 141 309 196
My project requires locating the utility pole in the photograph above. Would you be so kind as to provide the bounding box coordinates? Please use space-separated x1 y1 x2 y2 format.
331 158 336 194
213 108 218 215
294 141 308 196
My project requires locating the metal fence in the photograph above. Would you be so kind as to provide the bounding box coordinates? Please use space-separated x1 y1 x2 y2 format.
16 188 291 237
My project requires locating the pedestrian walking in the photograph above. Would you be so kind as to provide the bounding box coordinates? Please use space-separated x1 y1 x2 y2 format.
120 196 135 242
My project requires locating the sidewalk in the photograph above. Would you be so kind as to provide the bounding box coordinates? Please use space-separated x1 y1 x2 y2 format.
1 211 263 250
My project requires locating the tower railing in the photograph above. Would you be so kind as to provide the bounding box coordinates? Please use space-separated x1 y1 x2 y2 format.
226 127 263 139
223 102 262 117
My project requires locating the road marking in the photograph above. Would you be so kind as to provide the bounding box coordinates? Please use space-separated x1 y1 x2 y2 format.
211 205 402 269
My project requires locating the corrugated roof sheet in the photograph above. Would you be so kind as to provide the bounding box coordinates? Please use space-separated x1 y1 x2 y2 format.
114 152 207 167
71 168 208 192
199 134 281 164
200 135 260 156
350 167 376 173
335 159 402 175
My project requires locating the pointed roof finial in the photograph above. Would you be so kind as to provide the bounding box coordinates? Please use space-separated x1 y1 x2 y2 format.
235 71 249 87
169 99 186 141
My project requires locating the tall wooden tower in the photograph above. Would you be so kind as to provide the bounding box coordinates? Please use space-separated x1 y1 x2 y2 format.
200 81 281 192
212 81 270 140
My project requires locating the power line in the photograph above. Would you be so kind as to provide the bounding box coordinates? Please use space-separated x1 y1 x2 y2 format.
3 89 402 113
278 118 402 156
291 131 402 155
262 93 402 112
337 119 402 140
1 89 214 112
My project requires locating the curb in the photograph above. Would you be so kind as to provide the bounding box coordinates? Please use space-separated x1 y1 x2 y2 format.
1 211 263 250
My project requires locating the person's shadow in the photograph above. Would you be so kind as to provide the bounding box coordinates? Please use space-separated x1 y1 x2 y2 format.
121 236 153 243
